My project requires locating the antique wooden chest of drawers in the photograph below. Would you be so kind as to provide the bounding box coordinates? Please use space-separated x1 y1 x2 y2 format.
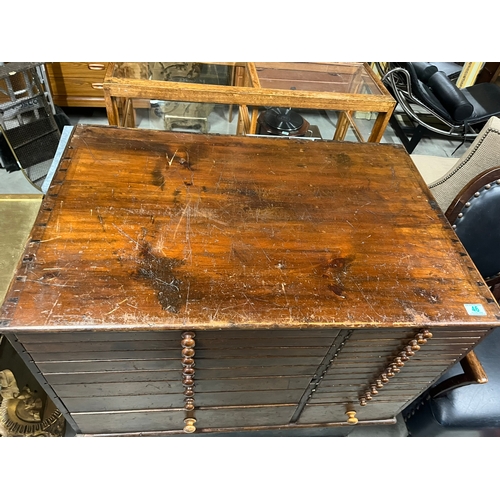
1 125 499 436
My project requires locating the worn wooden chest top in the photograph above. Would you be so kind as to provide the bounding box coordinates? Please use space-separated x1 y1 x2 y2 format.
1 125 499 435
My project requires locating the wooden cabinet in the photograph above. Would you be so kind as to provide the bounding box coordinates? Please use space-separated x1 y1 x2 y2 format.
45 62 109 107
1 125 499 436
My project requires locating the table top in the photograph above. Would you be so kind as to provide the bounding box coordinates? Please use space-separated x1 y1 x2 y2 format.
1 125 499 332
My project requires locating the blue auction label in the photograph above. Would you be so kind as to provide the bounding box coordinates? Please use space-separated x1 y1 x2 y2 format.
464 304 487 316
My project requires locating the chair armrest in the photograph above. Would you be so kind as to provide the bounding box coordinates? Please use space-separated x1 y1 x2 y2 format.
430 351 488 398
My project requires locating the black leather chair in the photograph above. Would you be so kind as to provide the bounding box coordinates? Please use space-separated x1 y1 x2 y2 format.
382 62 500 153
404 166 500 436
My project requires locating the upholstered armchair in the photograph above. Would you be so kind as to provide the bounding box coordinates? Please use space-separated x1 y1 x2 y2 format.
411 115 500 212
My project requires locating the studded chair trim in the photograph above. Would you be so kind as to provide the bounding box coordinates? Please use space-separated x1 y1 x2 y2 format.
445 166 500 297
429 116 500 212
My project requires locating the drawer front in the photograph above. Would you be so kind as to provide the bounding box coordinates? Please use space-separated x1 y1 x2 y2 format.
45 62 108 106
17 329 185 434
299 327 490 424
48 77 106 97
45 62 108 80
15 326 491 434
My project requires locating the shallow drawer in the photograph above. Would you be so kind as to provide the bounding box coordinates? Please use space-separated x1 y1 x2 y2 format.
48 77 106 97
46 62 108 79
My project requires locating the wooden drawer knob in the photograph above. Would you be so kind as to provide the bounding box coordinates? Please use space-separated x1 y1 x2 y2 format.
183 366 195 376
182 347 195 358
415 333 427 345
408 340 421 351
422 329 433 339
405 346 415 356
181 337 196 348
346 411 358 425
183 418 197 433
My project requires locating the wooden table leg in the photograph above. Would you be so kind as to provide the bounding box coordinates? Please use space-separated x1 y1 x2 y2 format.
104 93 119 127
367 111 392 143
333 111 351 141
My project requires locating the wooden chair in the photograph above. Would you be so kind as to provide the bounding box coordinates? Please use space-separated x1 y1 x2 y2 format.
403 166 500 436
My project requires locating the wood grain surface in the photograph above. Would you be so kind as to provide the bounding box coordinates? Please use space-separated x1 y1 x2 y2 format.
1 124 499 331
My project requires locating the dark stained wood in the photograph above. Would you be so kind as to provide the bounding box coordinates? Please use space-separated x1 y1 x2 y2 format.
1 125 500 435
3 125 498 330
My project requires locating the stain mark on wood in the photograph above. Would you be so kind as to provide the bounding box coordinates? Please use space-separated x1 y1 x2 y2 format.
136 241 185 313
315 256 355 298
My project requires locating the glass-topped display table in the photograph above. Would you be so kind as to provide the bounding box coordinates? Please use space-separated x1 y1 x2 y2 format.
103 62 395 142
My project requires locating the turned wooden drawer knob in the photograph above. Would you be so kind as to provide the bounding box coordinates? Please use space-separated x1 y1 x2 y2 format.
346 411 358 425
183 366 195 376
394 357 405 367
184 417 197 433
181 337 196 348
182 357 195 366
415 333 427 345
182 347 195 357
359 397 367 406
409 340 421 351
421 329 433 339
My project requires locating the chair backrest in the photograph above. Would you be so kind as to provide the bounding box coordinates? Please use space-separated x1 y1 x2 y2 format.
401 63 474 123
400 62 453 121
429 116 500 212
445 166 500 299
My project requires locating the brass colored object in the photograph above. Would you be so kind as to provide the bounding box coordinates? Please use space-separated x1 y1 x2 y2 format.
183 418 197 433
0 195 43 305
422 329 433 339
0 369 65 437
346 411 358 425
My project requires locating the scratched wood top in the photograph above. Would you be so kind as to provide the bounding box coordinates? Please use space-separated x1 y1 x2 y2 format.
1 124 499 331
